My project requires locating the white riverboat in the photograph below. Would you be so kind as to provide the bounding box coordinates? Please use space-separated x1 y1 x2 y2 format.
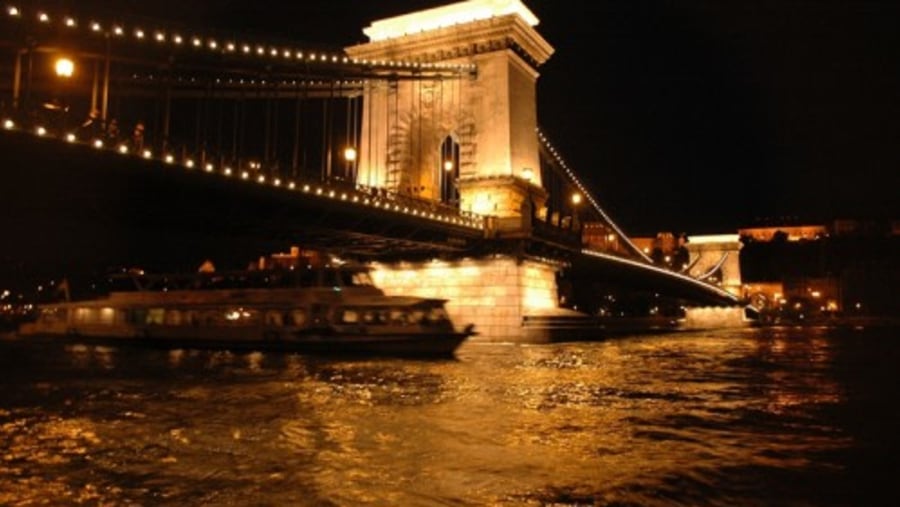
18 251 475 357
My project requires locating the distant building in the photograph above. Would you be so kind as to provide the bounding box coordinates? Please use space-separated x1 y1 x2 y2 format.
738 224 827 242
740 218 898 243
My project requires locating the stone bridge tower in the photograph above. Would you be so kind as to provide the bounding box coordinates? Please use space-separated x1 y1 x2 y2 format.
345 0 554 222
347 1 572 342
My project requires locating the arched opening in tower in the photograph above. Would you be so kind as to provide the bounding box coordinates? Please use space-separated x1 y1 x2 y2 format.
439 135 460 206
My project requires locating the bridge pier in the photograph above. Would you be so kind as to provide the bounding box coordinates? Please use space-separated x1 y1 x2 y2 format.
681 306 750 329
369 255 567 343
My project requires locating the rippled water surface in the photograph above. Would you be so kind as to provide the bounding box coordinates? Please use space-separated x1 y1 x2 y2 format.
1 326 898 506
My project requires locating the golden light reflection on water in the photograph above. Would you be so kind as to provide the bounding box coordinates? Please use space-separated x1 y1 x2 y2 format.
0 327 886 505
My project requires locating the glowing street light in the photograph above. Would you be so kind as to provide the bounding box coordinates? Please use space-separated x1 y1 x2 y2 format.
343 146 358 162
571 192 582 205
54 57 75 78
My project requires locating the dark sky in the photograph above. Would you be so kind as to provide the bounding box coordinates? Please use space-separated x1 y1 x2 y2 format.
53 0 900 234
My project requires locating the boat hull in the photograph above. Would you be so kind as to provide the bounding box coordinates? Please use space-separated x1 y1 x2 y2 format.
17 323 472 358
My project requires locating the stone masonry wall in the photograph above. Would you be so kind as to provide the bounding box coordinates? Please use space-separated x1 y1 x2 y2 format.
369 256 558 342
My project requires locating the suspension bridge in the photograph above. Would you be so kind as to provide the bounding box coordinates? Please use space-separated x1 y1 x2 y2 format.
0 0 744 340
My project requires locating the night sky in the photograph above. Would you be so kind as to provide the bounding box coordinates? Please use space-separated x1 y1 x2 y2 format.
30 0 900 234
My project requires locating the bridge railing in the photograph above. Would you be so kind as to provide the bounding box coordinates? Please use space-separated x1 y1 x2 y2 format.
0 115 488 233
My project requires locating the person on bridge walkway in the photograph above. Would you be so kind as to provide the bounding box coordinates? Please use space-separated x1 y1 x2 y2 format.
131 122 145 152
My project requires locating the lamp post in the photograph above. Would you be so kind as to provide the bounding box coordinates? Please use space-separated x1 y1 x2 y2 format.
343 146 357 181
54 57 74 79
570 192 582 232
53 57 75 132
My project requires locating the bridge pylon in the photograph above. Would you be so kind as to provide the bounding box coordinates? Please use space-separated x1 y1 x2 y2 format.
346 0 554 232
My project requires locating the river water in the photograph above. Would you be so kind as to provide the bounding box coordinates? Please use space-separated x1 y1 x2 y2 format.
1 326 897 506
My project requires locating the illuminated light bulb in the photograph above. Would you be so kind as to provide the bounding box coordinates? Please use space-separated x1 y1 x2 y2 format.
65 133 76 142
113 26 123 36
8 6 20 17
93 139 104 148
142 149 152 158
328 190 335 198
242 45 250 53
65 17 76 27
3 119 15 129
135 29 145 39
38 12 49 22
270 48 278 56
226 42 235 51
302 185 310 192
223 167 232 176
256 46 264 55
443 160 453 172
343 146 357 162
204 163 214 172
35 126 46 136
257 175 265 183
273 178 281 186
192 38 201 47
164 154 174 163
173 34 183 44
208 40 217 49
184 159 194 168
241 171 249 180
91 22 101 31
316 188 323 195
155 32 165 42
118 144 129 154
288 182 295 189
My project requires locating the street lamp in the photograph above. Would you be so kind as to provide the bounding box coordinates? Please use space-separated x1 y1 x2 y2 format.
52 57 75 132
521 167 534 182
570 192 582 231
343 146 357 180
54 57 75 78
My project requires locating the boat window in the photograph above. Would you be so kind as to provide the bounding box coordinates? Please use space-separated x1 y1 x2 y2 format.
389 310 407 325
350 271 375 287
427 307 449 323
289 309 308 326
146 308 165 325
130 309 147 324
74 307 95 324
408 309 426 324
165 309 182 326
265 311 284 327
39 308 64 323
224 308 259 325
362 310 387 325
340 309 360 324
98 307 117 325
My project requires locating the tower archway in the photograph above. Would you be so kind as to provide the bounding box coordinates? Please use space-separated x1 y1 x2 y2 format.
439 134 460 205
